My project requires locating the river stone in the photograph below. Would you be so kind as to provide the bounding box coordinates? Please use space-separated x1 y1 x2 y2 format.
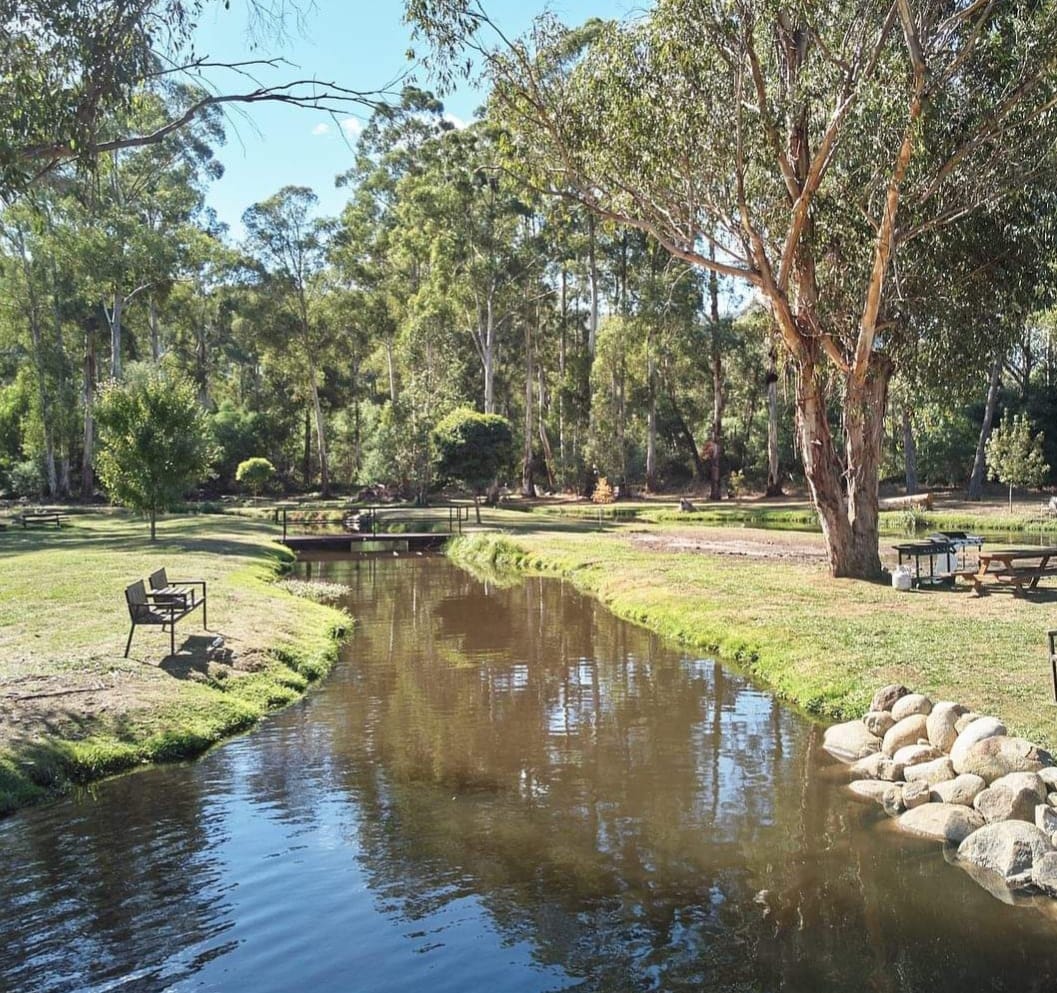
974 783 1039 824
894 744 944 767
957 821 1053 882
950 717 1008 772
871 684 910 713
882 715 929 757
992 772 1047 803
882 785 906 817
1037 805 1057 835
931 774 987 806
1049 792 1057 807
902 780 931 809
955 712 982 734
958 737 1053 783
863 711 896 738
1031 852 1057 897
903 757 955 787
1039 767 1057 791
892 693 932 721
849 780 891 803
850 752 904 782
926 702 965 753
824 720 883 761
900 803 984 844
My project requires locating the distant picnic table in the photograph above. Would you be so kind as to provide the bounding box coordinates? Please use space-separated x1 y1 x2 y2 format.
10 511 65 529
957 546 1057 596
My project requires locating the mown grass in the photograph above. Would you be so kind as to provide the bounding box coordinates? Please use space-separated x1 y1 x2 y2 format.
448 529 1057 751
0 512 349 815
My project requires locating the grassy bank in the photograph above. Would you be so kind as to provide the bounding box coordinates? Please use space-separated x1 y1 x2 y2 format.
448 528 1057 751
0 512 348 815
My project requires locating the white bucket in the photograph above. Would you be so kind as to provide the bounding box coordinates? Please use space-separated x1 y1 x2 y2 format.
892 565 913 592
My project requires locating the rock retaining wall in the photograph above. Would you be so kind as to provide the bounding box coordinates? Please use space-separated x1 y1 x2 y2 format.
824 685 1057 901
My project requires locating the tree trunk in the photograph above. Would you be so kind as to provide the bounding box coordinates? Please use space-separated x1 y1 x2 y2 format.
302 408 311 489
765 346 782 496
385 337 397 403
473 493 481 525
483 291 496 414
645 347 658 492
522 314 534 497
150 506 157 542
81 322 96 498
149 294 161 362
308 363 330 497
902 405 918 495
968 354 1002 500
109 292 123 379
797 352 892 578
708 263 724 502
586 213 599 358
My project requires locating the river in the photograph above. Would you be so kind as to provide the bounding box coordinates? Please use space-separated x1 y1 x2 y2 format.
3 554 1057 992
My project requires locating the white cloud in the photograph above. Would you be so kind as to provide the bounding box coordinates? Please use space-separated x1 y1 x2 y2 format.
443 113 467 130
340 117 364 138
312 122 331 136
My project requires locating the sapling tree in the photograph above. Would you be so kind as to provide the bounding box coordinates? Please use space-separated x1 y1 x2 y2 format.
94 365 215 539
986 414 1049 514
432 407 513 523
235 457 276 497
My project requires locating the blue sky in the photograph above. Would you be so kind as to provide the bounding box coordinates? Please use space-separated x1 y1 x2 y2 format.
194 0 637 237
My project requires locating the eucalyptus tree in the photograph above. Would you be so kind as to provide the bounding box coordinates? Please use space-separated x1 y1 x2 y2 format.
242 185 334 496
407 0 1057 578
0 0 387 198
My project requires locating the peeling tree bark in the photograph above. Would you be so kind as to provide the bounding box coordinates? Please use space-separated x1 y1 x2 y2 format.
968 354 1002 500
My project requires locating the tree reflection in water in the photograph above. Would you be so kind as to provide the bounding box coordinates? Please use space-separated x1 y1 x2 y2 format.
3 555 1057 993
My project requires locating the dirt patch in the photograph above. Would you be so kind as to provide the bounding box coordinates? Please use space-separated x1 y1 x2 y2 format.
628 527 829 564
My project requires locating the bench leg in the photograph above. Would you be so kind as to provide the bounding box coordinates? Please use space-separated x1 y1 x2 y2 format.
125 623 136 658
203 587 207 629
170 624 175 657
1051 654 1057 704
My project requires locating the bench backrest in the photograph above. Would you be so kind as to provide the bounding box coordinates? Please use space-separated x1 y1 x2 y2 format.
149 568 169 591
125 580 149 621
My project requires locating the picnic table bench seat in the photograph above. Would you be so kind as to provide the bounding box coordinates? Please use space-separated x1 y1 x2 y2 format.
12 511 64 528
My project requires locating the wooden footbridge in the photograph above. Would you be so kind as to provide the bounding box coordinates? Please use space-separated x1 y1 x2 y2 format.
277 503 469 554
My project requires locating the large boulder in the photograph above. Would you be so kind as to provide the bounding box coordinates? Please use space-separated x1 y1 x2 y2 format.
899 803 984 844
882 785 906 817
894 744 944 767
931 774 986 807
850 752 904 782
957 821 1053 882
892 693 932 721
882 715 929 757
974 782 1039 824
1039 767 1057 792
957 737 1053 783
849 780 891 803
871 684 910 713
863 711 896 738
926 702 965 753
1031 851 1057 897
1037 804 1057 835
992 772 1047 803
903 757 956 787
950 717 1007 772
902 780 931 809
824 720 882 761
955 712 982 734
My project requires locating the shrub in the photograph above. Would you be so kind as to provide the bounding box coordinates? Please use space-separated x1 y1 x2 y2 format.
236 457 276 497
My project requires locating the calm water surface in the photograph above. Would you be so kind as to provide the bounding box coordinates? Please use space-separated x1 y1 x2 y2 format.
4 555 1057 993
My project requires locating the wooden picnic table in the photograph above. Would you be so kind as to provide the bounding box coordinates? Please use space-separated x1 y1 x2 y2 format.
958 546 1057 595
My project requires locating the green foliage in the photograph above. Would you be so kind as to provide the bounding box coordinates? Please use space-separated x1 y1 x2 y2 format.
986 413 1049 509
235 457 276 496
432 407 513 495
94 365 216 538
7 459 43 499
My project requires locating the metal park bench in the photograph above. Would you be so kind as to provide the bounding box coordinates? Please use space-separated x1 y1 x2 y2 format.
124 577 205 658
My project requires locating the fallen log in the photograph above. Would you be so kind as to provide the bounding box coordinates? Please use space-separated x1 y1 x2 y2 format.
879 493 933 511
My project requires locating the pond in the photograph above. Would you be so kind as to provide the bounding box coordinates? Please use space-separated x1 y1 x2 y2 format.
4 555 1057 992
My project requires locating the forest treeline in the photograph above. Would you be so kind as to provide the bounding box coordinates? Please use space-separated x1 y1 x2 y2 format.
5 2 1057 562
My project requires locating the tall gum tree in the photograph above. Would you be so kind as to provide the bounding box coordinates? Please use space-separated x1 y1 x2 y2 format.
406 0 1057 578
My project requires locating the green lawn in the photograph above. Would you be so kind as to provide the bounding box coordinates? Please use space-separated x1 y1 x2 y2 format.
449 523 1057 751
0 511 347 814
